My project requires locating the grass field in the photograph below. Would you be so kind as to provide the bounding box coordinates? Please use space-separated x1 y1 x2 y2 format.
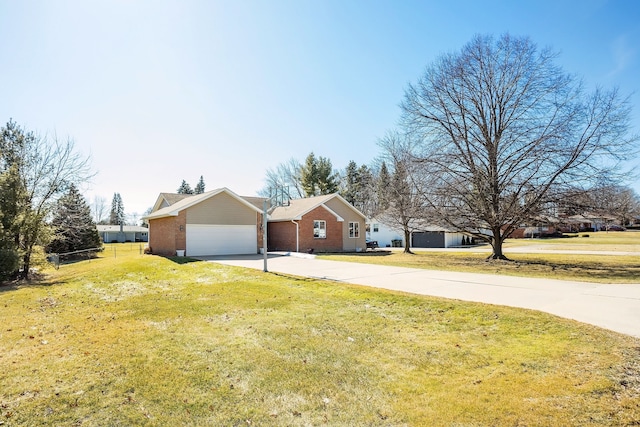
322 232 640 284
1 244 640 426
502 231 640 250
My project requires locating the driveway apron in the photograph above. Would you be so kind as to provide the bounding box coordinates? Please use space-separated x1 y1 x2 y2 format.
200 253 640 338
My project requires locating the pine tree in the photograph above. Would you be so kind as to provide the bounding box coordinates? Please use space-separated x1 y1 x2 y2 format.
0 164 23 280
194 176 206 194
316 156 338 195
109 193 125 225
300 153 319 197
356 164 374 216
376 161 391 214
0 121 33 280
177 180 194 194
341 160 359 205
47 185 101 254
300 152 338 197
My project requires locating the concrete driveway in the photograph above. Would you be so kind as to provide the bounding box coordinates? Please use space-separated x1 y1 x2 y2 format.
200 253 640 338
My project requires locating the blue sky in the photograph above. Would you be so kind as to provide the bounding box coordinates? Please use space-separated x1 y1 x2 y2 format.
1 0 638 218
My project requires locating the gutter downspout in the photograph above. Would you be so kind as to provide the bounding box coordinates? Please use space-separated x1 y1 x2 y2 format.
291 220 299 253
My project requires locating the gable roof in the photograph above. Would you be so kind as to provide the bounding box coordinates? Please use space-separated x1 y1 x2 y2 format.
269 193 366 222
143 187 263 220
150 193 192 213
241 196 268 210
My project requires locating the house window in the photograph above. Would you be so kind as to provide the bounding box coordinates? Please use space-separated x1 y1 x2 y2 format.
373 223 379 233
349 221 360 238
314 220 326 238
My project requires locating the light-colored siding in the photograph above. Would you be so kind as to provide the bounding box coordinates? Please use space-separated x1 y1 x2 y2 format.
186 192 256 225
324 198 366 251
444 232 465 248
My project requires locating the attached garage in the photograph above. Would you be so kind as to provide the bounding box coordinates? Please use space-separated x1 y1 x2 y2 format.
144 188 264 257
186 224 257 256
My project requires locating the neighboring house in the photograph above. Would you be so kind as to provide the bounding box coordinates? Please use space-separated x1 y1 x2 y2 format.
267 193 367 253
366 219 472 249
97 224 149 243
410 225 468 248
366 219 404 248
143 188 265 257
562 213 616 232
508 215 561 238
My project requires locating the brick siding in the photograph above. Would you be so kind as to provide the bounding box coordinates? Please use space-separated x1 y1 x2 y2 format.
268 206 344 253
148 211 187 256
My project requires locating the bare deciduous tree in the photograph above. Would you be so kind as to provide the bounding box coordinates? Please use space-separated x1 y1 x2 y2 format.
259 158 304 199
402 34 637 259
92 195 109 224
588 183 640 227
377 132 428 254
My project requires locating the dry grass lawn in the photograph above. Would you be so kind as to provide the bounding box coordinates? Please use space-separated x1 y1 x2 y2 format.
322 231 640 283
1 243 639 426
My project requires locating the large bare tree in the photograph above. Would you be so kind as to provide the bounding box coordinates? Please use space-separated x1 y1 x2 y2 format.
402 34 637 259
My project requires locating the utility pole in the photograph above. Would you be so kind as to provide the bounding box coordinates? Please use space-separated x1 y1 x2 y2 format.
263 198 269 272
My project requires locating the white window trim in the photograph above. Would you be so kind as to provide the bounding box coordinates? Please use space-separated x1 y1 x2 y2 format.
314 220 326 239
349 221 360 238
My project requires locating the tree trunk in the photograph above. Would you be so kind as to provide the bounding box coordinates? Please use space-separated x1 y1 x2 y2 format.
20 250 31 279
403 227 413 254
488 227 509 260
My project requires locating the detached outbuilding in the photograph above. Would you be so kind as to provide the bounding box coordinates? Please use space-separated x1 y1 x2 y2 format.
144 188 264 257
267 193 367 253
410 226 469 248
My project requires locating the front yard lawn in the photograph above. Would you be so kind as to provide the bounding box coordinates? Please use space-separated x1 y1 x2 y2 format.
1 244 639 425
321 250 640 283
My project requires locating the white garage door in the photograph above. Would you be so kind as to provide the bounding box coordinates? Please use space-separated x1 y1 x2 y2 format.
186 224 257 256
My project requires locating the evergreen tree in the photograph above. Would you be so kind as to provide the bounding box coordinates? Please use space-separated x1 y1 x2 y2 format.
177 180 194 194
316 156 339 195
341 160 359 205
47 185 101 254
0 164 23 281
340 161 374 216
300 153 319 197
194 176 206 194
109 193 125 225
376 161 391 214
300 152 338 197
356 164 374 217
